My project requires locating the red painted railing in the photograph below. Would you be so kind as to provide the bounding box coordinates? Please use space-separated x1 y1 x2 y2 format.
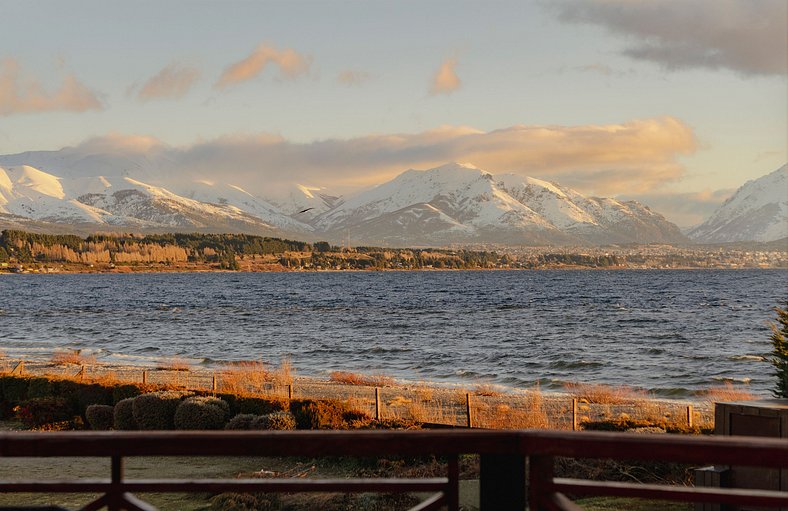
0 430 786 510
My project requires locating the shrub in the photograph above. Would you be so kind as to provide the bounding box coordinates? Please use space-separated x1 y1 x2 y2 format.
235 396 287 416
132 391 191 430
174 396 229 430
76 384 114 417
86 404 114 430
251 411 296 430
329 371 394 386
114 398 137 430
290 399 348 430
14 397 72 427
113 384 144 404
225 413 258 430
0 375 30 404
771 304 788 398
342 409 374 428
27 377 55 399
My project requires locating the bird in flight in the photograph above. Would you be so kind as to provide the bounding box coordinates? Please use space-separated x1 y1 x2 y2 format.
297 207 314 214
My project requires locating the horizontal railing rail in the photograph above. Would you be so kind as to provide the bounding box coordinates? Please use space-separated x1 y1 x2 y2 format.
0 430 786 511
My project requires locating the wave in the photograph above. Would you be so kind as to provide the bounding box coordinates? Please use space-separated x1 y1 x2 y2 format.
728 355 766 362
712 376 753 384
549 360 604 369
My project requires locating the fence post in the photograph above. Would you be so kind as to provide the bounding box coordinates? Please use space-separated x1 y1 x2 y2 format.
212 373 217 393
480 453 526 510
687 405 693 428
572 398 578 431
287 384 293 400
375 387 381 420
142 370 147 385
466 393 473 428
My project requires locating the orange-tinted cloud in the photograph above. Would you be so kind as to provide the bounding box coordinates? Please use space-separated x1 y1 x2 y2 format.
337 69 371 86
137 63 200 101
215 44 311 89
0 58 103 116
430 57 461 95
91 117 694 196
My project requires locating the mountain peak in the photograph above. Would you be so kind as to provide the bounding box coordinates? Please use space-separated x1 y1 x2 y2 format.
689 164 788 243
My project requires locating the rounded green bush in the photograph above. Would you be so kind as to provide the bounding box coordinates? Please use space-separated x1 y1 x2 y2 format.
113 397 137 430
174 396 229 430
14 397 72 427
86 404 114 430
132 391 191 430
251 411 296 430
225 413 258 430
290 399 347 430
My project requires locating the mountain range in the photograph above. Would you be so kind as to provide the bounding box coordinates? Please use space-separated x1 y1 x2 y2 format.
0 146 784 246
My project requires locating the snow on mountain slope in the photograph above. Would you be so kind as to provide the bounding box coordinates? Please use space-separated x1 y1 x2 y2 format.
689 165 788 243
173 181 313 233
0 148 690 245
261 183 342 219
314 162 685 245
316 163 552 233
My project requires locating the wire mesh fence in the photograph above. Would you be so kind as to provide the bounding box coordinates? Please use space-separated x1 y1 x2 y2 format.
2 359 715 431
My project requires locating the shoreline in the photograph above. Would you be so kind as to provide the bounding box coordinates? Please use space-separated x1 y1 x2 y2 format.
3 264 786 275
2 354 718 409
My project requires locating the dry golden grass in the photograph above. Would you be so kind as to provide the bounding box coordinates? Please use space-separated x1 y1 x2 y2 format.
700 382 756 404
329 371 394 387
475 389 550 429
564 382 648 404
272 356 294 386
50 349 96 366
156 357 191 372
473 383 501 397
218 361 271 394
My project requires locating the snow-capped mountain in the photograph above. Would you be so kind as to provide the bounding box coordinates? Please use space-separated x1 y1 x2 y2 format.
689 165 788 243
0 165 296 234
0 149 688 245
314 163 686 245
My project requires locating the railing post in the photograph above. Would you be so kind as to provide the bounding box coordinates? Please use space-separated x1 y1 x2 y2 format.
375 387 381 420
109 455 124 511
142 370 147 384
447 454 460 511
529 454 555 511
687 405 693 428
480 453 526 510
212 373 217 393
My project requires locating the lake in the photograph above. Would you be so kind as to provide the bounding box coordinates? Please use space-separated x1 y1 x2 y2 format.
1 269 786 397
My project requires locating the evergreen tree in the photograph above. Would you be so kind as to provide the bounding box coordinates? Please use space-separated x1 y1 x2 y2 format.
771 304 788 398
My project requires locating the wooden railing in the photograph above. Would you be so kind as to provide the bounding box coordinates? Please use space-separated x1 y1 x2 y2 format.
0 430 786 511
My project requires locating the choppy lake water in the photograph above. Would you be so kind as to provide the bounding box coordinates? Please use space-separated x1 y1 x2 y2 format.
1 269 786 397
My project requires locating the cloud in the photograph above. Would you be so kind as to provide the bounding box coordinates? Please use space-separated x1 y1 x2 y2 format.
430 57 461 95
137 63 201 101
0 58 103 116
552 0 787 76
75 133 165 154
337 70 371 87
77 117 696 197
215 44 311 89
620 189 734 228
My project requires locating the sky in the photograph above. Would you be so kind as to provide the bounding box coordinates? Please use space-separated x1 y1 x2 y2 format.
0 0 786 227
